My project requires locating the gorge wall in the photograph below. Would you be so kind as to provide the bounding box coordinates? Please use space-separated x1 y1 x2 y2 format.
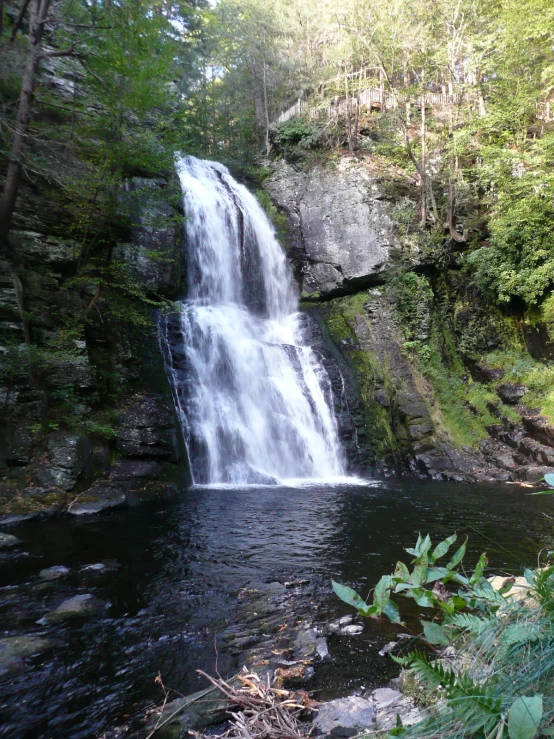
0 54 187 521
266 154 554 483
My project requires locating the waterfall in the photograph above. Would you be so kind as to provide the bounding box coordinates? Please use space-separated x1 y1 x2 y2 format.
160 155 345 486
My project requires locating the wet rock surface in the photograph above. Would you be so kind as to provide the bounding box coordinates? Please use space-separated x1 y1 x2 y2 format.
0 635 55 679
0 532 22 549
116 394 178 461
39 565 71 581
119 177 181 297
40 593 109 624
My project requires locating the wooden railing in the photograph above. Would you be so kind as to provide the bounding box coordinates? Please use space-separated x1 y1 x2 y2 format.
271 87 552 128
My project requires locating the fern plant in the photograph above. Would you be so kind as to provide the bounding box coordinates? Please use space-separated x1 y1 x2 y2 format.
332 533 552 739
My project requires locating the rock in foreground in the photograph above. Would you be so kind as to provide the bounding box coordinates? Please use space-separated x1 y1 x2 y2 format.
40 594 108 624
0 635 55 678
0 532 22 550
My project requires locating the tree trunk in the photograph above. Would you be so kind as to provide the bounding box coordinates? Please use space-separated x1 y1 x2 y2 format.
344 66 354 153
0 0 51 248
420 96 426 227
0 0 4 36
262 52 271 156
9 0 32 42
448 158 468 243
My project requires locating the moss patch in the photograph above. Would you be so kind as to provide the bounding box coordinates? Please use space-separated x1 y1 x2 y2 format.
321 294 399 460
484 349 554 422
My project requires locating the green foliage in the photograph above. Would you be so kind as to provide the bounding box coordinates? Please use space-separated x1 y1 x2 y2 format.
333 534 554 739
274 118 320 150
255 189 289 244
333 532 490 629
389 272 433 344
484 349 554 423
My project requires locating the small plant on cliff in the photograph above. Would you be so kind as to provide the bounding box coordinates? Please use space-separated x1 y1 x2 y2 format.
333 533 553 739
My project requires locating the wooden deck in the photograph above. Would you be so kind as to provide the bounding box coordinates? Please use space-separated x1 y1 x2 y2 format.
272 87 552 128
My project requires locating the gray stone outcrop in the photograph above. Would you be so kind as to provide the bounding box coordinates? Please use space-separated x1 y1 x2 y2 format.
266 158 404 298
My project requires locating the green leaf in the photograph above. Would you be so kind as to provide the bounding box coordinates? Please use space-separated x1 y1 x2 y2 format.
425 567 450 583
394 561 410 580
382 600 404 625
412 588 436 608
452 595 468 610
373 575 392 613
430 534 457 564
390 654 409 665
418 534 432 558
409 563 427 587
527 490 554 495
524 569 536 585
422 620 450 646
470 553 488 585
395 582 417 592
332 581 369 614
507 696 542 739
447 538 467 570
501 623 541 647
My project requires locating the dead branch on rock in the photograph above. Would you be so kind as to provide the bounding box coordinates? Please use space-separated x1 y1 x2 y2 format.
193 667 316 739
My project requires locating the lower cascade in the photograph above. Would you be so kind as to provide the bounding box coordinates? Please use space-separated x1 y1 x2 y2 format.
160 155 345 485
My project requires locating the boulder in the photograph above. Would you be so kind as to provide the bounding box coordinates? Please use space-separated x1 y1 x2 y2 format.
370 688 425 732
521 412 554 448
68 482 127 515
525 466 554 483
497 382 527 404
314 696 375 736
266 158 397 298
0 635 55 678
40 593 108 623
34 434 92 491
0 532 22 550
39 566 71 581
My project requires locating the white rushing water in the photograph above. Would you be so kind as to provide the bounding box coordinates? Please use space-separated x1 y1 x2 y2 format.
160 155 345 485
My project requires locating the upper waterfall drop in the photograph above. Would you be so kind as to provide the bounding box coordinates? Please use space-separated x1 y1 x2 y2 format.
160 155 345 486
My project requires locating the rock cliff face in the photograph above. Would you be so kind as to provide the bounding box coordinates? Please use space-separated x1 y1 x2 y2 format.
0 62 185 519
266 158 407 299
266 153 554 483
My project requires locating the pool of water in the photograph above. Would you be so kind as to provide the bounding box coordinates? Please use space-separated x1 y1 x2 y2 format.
1 478 553 738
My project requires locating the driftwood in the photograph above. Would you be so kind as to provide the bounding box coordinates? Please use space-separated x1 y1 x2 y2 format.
189 667 316 739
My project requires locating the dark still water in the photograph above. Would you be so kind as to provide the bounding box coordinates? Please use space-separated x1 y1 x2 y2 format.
1 479 553 738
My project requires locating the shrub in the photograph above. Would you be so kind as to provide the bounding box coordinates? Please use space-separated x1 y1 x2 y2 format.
274 118 320 149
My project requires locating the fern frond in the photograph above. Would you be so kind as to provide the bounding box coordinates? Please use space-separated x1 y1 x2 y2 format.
408 651 502 731
449 612 496 634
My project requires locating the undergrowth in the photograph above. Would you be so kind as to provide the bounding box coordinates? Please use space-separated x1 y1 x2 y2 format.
334 532 554 739
484 350 554 422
